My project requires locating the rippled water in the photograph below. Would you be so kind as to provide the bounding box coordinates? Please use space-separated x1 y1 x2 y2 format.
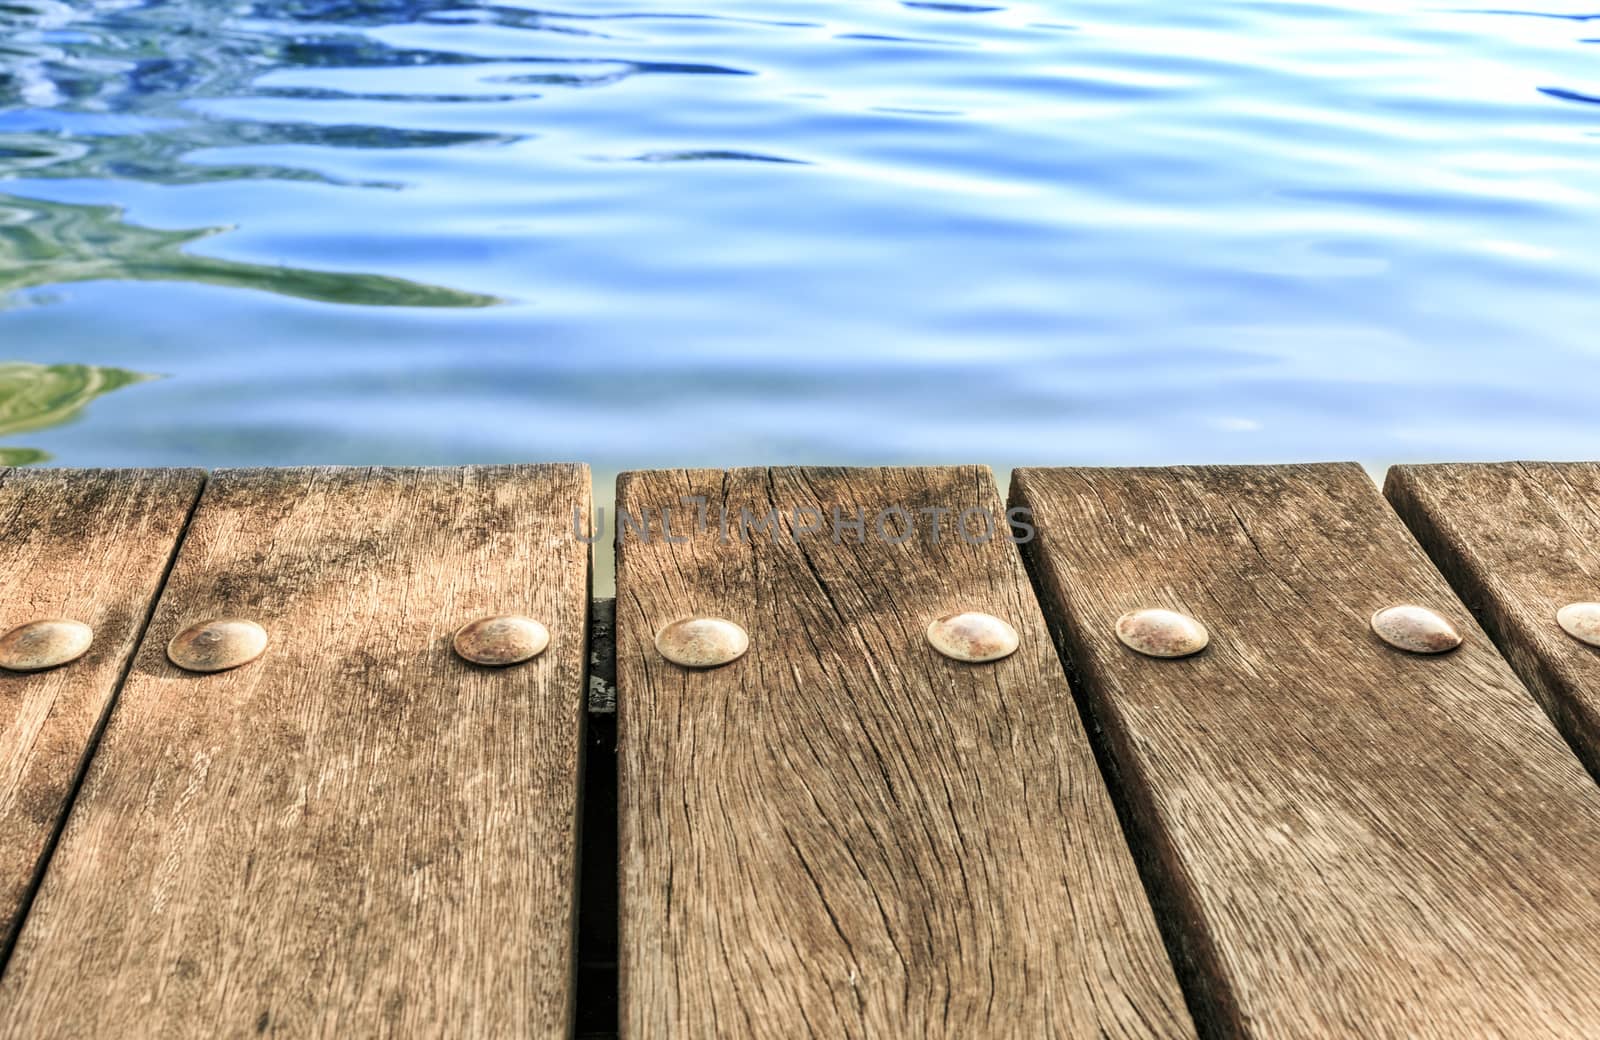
4 0 1600 484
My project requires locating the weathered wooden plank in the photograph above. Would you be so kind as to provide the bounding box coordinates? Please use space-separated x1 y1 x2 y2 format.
0 466 590 1038
616 466 1195 1039
1387 462 1600 779
0 468 203 959
1012 463 1600 1038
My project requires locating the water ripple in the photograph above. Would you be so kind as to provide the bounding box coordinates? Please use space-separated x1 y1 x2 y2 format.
1454 8 1600 21
626 148 809 163
1540 85 1600 103
902 3 1006 12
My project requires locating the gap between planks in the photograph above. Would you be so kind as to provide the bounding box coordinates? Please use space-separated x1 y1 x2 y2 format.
0 469 207 971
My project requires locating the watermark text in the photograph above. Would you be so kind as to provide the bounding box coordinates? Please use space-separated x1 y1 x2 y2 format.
574 496 1034 545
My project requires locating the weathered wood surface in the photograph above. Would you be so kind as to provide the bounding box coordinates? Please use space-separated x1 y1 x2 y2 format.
616 466 1194 1039
1012 463 1600 1038
0 468 203 959
1387 462 1600 778
0 466 590 1039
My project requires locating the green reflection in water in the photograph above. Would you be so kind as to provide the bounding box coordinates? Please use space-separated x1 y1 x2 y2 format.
0 193 499 308
0 361 154 465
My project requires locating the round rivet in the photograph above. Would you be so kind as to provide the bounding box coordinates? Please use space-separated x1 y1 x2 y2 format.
0 619 93 672
453 614 550 667
1370 605 1461 654
655 616 749 668
926 612 1020 663
1115 608 1209 659
1557 602 1600 648
167 618 268 673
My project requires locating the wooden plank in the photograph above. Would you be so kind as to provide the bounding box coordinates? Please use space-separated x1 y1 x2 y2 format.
0 468 203 958
1012 463 1600 1038
0 466 590 1038
616 466 1195 1039
1387 462 1600 778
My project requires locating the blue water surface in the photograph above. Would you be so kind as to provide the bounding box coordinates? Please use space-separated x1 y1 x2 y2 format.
3 0 1600 486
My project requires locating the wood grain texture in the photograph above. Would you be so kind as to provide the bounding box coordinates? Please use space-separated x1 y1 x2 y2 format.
616 466 1195 1039
1387 462 1600 779
0 468 202 958
0 466 590 1039
1012 463 1600 1039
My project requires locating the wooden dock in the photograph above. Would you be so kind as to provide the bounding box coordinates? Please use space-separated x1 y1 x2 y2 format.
2 463 1599 1038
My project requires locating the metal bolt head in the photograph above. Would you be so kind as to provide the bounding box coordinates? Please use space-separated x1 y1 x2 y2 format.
1115 608 1209 659
1557 602 1600 648
168 618 269 673
0 619 93 672
655 616 749 669
1370 604 1461 654
453 614 550 667
926 612 1020 663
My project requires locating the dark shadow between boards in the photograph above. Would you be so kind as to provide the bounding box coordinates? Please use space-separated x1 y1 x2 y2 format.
576 599 619 1039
